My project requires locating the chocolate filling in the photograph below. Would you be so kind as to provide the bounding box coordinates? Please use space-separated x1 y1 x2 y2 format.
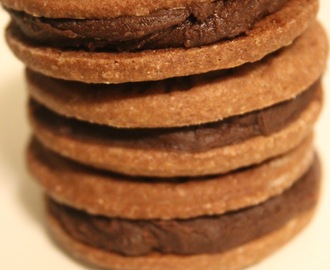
7 0 287 51
48 157 319 256
30 81 318 152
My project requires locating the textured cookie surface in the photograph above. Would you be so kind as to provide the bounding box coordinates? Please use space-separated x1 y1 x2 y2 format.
28 135 313 219
6 0 318 83
29 86 322 177
26 21 328 128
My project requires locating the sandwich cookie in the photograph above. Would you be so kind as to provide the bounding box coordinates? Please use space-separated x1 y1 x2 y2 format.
5 0 289 51
28 134 314 219
5 0 318 83
1 0 327 269
46 157 320 270
29 84 322 177
25 22 328 128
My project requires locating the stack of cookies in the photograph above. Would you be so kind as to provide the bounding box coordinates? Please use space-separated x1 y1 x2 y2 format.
2 0 328 269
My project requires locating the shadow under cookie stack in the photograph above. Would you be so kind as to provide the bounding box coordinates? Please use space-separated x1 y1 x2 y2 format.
2 0 328 269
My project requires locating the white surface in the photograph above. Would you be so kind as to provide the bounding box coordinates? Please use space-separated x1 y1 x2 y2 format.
0 2 330 270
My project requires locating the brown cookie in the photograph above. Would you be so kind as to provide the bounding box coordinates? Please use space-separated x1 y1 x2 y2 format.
28 83 317 154
29 86 322 177
25 21 328 128
47 206 316 270
7 1 287 52
46 158 319 256
5 0 318 83
0 0 289 19
27 134 314 219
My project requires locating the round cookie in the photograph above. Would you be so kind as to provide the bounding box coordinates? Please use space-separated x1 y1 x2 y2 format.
28 134 314 219
6 0 288 52
46 159 319 256
29 86 322 177
5 0 318 83
28 83 317 154
48 206 316 270
26 21 328 128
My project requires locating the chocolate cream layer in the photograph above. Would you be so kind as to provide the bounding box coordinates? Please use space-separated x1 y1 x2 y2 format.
7 0 287 51
48 157 319 256
30 81 318 153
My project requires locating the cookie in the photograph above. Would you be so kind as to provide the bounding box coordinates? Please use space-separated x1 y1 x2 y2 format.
1 0 289 19
25 21 328 128
46 157 320 270
46 158 319 256
27 134 314 220
29 81 317 151
6 0 288 51
2 2 327 270
29 85 322 177
5 0 318 83
48 207 316 270
47 208 316 270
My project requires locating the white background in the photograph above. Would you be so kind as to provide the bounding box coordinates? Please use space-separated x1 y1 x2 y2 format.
0 2 329 269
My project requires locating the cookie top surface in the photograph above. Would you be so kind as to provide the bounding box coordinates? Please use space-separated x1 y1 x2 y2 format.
5 0 319 83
